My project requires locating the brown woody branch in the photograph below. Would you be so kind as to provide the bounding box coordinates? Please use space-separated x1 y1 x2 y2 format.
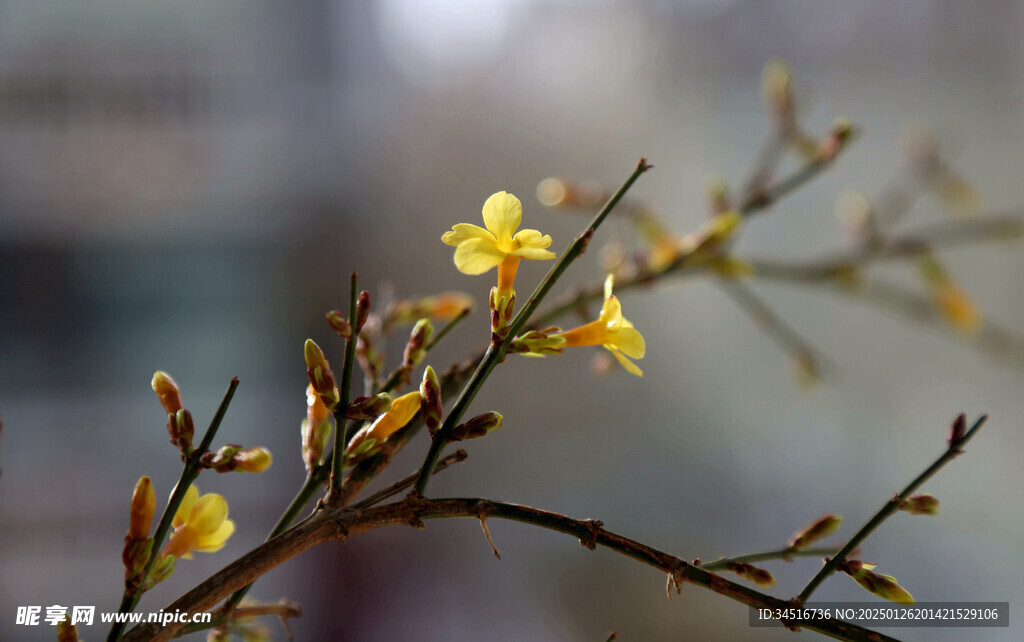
126 497 894 642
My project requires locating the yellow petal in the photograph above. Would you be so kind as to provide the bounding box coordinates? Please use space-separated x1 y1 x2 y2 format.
189 494 228 535
172 485 199 529
481 191 522 242
509 245 556 260
365 391 421 442
453 238 506 275
609 347 643 377
609 325 645 359
599 295 624 328
442 223 495 247
512 228 553 249
195 519 235 553
604 274 614 299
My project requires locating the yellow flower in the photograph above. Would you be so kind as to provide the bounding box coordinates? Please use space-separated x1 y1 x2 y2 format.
162 485 235 560
442 191 556 291
553 275 646 377
344 391 422 464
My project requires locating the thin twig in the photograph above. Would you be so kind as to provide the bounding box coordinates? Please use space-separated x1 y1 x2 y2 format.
108 378 240 642
796 414 988 603
126 496 896 642
330 273 360 495
700 546 841 572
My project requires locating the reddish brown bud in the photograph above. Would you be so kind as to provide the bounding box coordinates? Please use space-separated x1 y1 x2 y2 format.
451 411 503 441
347 392 393 420
356 290 371 332
403 319 434 369
729 561 776 588
419 366 443 434
948 413 967 446
788 514 843 551
326 310 352 339
167 409 195 455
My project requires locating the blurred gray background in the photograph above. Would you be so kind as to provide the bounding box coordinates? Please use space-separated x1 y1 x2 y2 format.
1 1 1023 640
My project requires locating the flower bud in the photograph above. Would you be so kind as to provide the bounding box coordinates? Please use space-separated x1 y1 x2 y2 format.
151 371 183 415
948 413 967 446
900 494 940 516
326 310 352 339
403 319 434 369
489 287 516 339
304 339 339 407
129 476 156 541
200 444 241 471
729 562 776 588
840 560 915 605
817 118 856 162
356 290 371 332
232 446 273 473
167 409 195 455
511 327 567 357
787 514 843 551
144 553 175 591
451 411 503 441
420 366 443 434
347 392 394 420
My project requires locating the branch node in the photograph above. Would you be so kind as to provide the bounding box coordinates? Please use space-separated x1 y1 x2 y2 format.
578 518 603 550
665 559 687 600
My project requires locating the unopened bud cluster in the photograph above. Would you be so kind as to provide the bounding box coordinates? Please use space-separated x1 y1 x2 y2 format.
153 372 194 456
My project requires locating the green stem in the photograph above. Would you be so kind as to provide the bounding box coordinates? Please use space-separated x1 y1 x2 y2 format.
700 546 840 572
330 273 360 494
108 377 240 642
796 414 987 603
412 158 652 496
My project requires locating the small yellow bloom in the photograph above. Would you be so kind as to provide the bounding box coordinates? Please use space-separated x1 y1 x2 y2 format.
162 485 235 560
361 391 422 444
344 391 422 464
553 275 646 377
442 191 556 289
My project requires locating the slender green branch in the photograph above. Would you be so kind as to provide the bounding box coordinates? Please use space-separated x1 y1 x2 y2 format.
796 414 988 603
412 158 652 495
127 495 895 642
700 546 841 572
108 377 240 642
330 273 360 494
